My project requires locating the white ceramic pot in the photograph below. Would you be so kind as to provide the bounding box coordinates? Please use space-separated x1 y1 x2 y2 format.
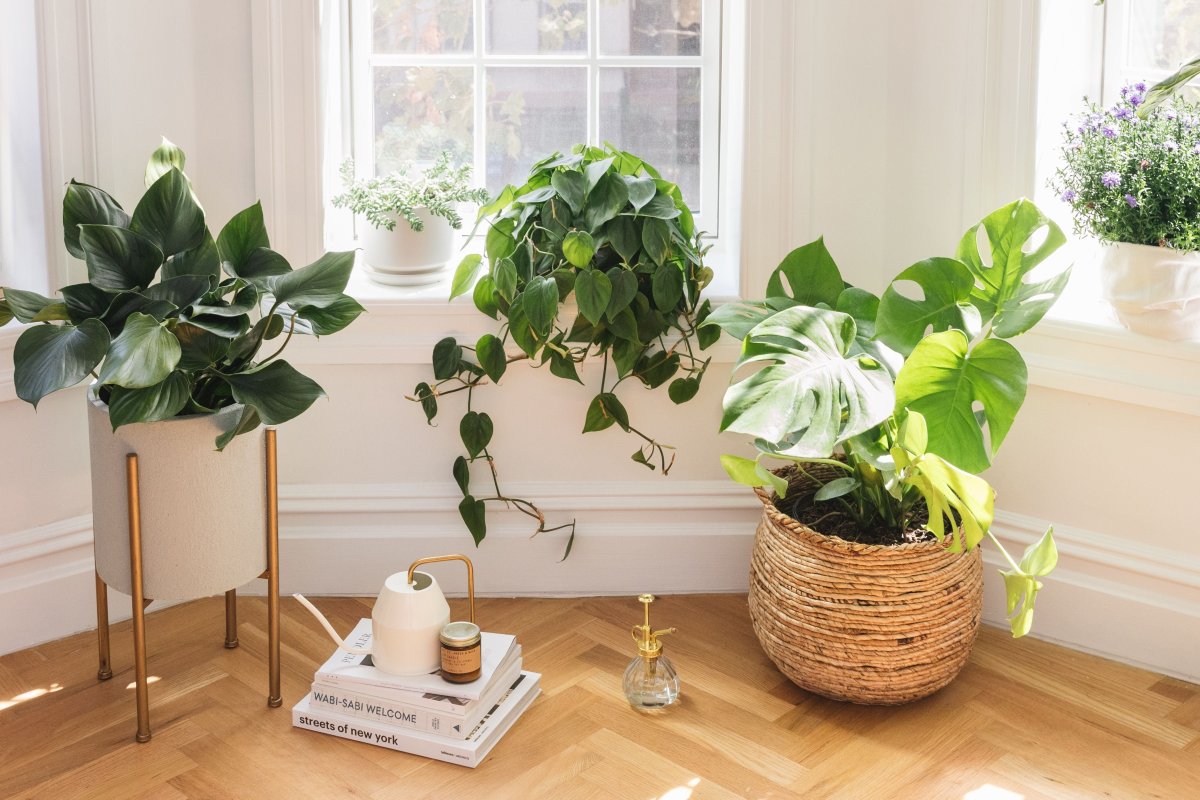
87 390 268 601
359 208 457 287
1100 242 1200 340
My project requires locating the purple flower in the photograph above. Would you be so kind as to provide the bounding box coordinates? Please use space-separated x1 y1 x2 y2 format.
1114 106 1134 120
1101 171 1121 188
1165 140 1179 152
1130 94 1144 107
1166 109 1178 121
1135 81 1147 93
1193 143 1200 155
1101 125 1117 139
1061 189 1078 202
1125 194 1139 209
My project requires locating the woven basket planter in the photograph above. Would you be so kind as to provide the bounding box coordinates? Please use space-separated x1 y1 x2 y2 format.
748 466 983 704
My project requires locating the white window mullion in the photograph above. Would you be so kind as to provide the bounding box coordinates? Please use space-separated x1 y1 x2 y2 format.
474 0 486 204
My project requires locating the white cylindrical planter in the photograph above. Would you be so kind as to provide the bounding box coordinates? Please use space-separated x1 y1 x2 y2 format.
359 208 457 287
87 390 268 601
1100 242 1200 341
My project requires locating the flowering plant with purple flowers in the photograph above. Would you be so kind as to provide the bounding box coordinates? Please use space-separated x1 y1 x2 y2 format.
1052 82 1200 251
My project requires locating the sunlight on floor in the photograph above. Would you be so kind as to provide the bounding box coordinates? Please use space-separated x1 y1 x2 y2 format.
652 776 701 800
0 683 63 711
125 676 161 690
964 785 1024 800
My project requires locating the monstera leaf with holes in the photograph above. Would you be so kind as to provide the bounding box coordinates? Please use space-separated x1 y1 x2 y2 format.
1 138 362 448
705 198 1071 638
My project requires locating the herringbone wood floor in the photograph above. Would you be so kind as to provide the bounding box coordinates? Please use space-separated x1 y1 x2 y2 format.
0 594 1197 799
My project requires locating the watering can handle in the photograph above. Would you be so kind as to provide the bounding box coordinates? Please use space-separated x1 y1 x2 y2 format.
293 593 372 656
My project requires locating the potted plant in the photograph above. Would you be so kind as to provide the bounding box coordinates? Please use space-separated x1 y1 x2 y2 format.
332 152 489 286
1053 83 1200 339
0 139 363 601
411 144 719 553
703 199 1068 704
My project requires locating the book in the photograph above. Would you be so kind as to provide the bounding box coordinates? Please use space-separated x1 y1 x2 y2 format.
312 644 522 712
315 619 517 701
309 658 523 739
292 671 541 768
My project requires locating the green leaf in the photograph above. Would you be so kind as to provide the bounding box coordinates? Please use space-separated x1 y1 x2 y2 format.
1000 570 1041 638
143 275 211 310
78 224 164 291
97 312 182 389
766 237 843 307
60 283 114 323
185 312 250 338
101 292 176 331
232 247 291 282
432 337 462 379
584 156 615 190
192 284 259 317
473 275 500 319
956 199 1070 339
606 216 640 263
476 334 507 382
214 405 263 452
755 461 789 497
414 381 437 423
216 202 270 276
2 289 69 323
13 320 111 406
220 360 325 424
894 330 1027 474
640 218 672 265
294 294 365 335
607 306 639 342
0 297 11 327
584 173 629 230
63 180 130 259
894 447 994 551
144 137 186 187
485 219 517 261
267 251 354 308
651 264 684 310
876 257 980 356
458 495 487 545
493 258 518 302
701 297 797 342
575 268 612 325
522 275 559 335
636 193 682 220
814 477 860 502
450 254 484 300
547 346 582 383
550 170 586 214
668 376 700 404
625 176 656 211
131 168 206 256
605 268 639 317
721 307 894 457
635 350 679 389
582 392 629 433
107 370 192 429
720 454 767 487
1140 57 1200 117
611 338 642 377
898 409 929 456
452 456 471 494
173 322 230 370
460 411 494 458
164 231 220 280
562 231 596 268
506 300 540 356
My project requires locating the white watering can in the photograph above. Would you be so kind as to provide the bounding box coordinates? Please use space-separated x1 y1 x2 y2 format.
295 554 476 676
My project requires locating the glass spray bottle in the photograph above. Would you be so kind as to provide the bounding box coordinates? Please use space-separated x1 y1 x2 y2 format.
623 594 680 709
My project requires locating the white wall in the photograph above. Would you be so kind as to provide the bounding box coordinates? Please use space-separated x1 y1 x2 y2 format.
2 0 1197 685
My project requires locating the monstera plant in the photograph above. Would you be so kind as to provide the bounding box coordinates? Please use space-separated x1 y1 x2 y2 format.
706 198 1070 637
0 139 363 448
412 144 717 552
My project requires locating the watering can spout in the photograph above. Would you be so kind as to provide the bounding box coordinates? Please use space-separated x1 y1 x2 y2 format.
293 593 373 656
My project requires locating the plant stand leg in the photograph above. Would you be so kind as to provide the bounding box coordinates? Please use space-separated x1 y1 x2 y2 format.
224 589 239 648
95 572 113 681
265 428 281 708
126 453 152 743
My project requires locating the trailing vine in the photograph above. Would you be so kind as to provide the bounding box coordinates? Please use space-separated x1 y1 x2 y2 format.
409 144 719 556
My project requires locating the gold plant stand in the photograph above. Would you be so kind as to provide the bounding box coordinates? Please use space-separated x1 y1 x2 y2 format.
93 428 282 743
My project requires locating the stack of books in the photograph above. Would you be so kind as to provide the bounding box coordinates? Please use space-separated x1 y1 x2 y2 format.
292 619 540 768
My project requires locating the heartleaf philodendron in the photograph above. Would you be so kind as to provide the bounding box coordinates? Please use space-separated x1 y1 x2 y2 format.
416 144 715 556
2 138 362 448
704 198 1071 638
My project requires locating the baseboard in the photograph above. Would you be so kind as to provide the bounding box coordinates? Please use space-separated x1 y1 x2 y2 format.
2 485 1197 685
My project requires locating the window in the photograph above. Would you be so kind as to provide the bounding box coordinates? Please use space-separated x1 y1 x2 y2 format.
344 0 723 233
1101 0 1200 102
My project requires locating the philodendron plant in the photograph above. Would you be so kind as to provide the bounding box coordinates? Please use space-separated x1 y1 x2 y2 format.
412 144 718 552
0 139 363 448
703 198 1070 637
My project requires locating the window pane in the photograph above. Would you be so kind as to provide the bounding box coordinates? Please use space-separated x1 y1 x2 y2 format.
485 0 587 55
372 0 473 54
485 67 587 191
599 0 702 56
1124 0 1200 72
599 67 701 208
374 66 473 174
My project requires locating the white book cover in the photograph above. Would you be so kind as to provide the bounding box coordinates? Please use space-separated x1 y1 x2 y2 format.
315 619 517 701
292 672 541 769
312 645 522 713
309 659 523 739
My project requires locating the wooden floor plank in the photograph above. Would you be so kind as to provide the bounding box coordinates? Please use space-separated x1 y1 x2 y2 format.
0 594 1196 800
